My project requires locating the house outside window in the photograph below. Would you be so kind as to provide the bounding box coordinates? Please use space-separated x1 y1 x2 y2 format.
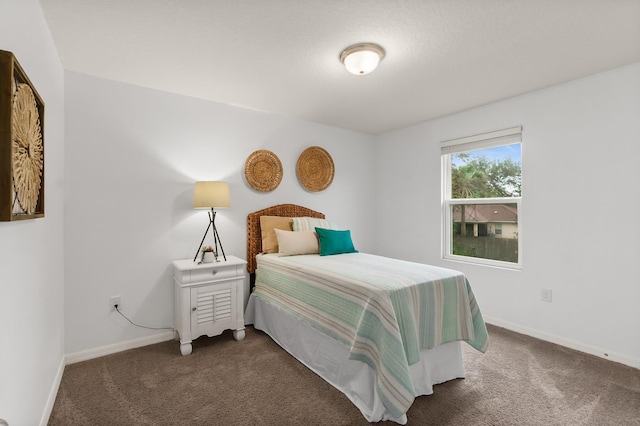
441 127 522 268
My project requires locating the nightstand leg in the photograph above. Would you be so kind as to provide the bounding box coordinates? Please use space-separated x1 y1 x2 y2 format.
233 328 245 341
180 341 192 356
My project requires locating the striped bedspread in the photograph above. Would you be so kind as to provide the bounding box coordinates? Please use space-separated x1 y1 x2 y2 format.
254 252 488 419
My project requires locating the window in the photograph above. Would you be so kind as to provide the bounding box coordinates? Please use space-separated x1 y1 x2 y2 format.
441 127 522 268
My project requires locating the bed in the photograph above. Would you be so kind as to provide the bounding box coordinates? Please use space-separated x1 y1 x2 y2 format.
244 204 488 424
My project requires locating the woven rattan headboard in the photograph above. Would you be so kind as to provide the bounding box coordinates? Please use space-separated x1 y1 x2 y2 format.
246 204 325 275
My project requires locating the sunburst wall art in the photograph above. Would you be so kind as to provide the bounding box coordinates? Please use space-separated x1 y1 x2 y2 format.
0 50 45 221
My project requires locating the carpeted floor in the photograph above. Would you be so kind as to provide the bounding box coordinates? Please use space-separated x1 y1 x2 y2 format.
49 324 640 425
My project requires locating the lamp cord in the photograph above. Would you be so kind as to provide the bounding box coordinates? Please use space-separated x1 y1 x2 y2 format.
115 306 172 331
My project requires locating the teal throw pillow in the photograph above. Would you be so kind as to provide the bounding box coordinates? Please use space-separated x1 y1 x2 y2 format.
315 227 358 256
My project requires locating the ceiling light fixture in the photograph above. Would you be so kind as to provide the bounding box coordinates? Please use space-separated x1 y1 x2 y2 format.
340 43 385 75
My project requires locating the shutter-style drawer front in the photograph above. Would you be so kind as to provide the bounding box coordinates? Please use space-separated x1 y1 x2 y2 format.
190 280 236 337
195 286 232 324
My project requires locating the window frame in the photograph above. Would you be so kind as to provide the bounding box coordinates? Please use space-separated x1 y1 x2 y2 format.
441 127 523 270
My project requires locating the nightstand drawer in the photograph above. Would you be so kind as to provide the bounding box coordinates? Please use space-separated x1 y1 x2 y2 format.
187 265 238 283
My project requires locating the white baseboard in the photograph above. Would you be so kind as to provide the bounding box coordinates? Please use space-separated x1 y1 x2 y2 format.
65 331 175 365
483 316 640 370
40 357 66 426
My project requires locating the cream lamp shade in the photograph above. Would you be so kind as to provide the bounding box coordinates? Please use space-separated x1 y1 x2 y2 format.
193 181 230 209
340 43 385 75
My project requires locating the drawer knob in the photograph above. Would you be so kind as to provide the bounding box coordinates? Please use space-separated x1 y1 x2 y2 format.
192 307 197 312
211 270 218 275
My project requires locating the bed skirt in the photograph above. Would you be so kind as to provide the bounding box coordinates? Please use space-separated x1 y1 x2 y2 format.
245 293 466 424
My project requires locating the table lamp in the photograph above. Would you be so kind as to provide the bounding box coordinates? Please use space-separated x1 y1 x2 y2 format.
193 181 230 262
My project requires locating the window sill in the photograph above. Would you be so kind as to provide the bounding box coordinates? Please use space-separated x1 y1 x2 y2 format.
442 254 522 271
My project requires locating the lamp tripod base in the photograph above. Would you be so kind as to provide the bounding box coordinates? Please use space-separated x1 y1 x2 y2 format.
194 208 226 263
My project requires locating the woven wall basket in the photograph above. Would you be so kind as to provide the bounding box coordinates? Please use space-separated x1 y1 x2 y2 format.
296 146 334 192
244 149 283 192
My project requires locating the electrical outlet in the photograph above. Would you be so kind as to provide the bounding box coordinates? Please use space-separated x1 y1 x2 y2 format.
109 295 121 311
541 289 552 303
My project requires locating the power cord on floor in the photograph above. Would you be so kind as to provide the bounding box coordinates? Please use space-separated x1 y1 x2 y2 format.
114 305 173 331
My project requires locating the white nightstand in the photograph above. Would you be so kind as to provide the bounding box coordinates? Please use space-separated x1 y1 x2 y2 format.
173 255 247 356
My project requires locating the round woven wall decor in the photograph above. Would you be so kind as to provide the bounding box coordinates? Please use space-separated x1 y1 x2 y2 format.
296 146 334 192
244 150 283 192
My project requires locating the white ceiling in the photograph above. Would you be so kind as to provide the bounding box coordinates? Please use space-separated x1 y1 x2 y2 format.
39 0 640 135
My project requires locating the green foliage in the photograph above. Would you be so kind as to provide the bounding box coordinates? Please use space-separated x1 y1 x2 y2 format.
453 236 518 263
452 153 521 198
452 238 478 257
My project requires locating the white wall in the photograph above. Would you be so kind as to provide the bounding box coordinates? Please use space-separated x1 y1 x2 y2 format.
0 0 65 424
375 63 640 367
63 71 376 356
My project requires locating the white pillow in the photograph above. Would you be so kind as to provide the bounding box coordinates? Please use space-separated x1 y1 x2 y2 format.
275 229 319 256
292 217 338 232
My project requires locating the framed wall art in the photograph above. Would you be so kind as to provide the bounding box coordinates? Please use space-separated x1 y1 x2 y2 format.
0 50 45 221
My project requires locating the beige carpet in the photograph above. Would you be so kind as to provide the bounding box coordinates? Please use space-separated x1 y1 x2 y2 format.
49 324 640 425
